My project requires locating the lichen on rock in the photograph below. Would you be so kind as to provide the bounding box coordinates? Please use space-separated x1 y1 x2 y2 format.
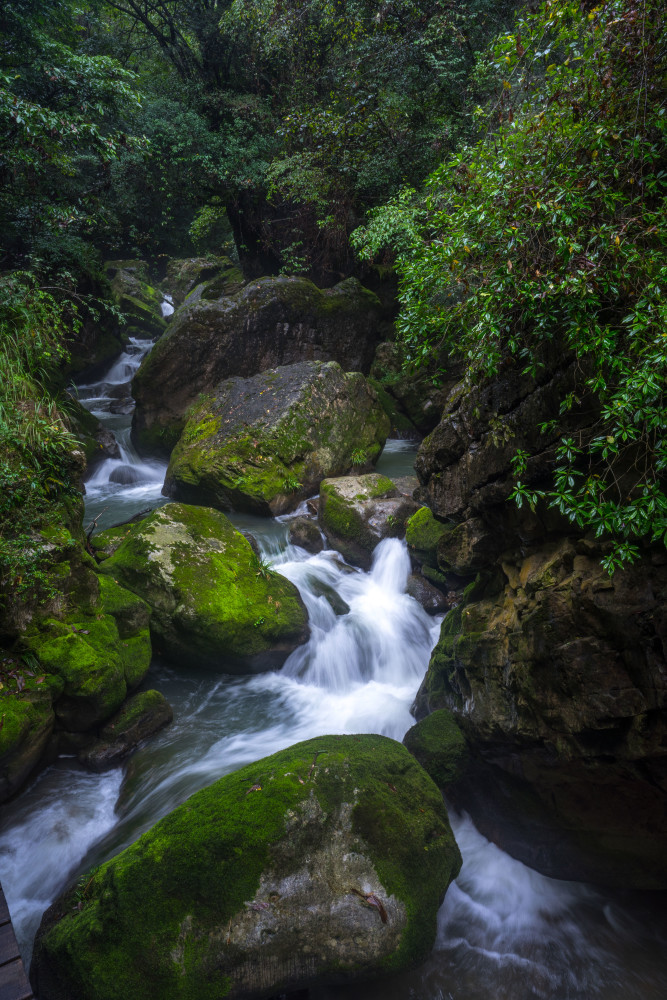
319 473 419 569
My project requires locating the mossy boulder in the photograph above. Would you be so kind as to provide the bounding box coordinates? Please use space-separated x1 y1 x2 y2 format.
131 275 385 456
103 260 167 339
164 256 244 305
163 361 390 516
31 734 461 1000
78 689 173 772
98 503 309 671
319 473 420 569
0 676 59 800
403 710 468 787
22 600 152 732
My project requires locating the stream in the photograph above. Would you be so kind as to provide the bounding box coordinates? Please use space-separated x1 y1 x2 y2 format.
1 332 666 999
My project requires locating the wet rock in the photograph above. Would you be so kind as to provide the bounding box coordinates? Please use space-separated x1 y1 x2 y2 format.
78 690 173 772
103 259 167 340
0 682 55 802
163 361 389 516
411 355 667 888
306 576 350 616
288 516 324 554
403 709 468 787
164 255 244 304
32 735 461 1000
65 396 120 474
405 506 451 577
319 473 420 569
108 464 142 485
415 536 667 888
132 275 385 455
406 573 448 614
98 502 309 672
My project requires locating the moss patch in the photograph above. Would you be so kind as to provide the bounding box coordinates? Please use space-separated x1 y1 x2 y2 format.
164 362 389 516
405 507 451 568
403 710 468 788
98 503 308 671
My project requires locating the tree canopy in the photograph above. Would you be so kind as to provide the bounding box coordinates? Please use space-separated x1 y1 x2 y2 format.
355 0 667 568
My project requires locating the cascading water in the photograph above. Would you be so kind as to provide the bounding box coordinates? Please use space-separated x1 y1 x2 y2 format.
76 332 168 530
0 339 665 999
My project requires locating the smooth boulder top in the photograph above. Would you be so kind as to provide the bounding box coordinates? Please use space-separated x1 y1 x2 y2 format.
163 360 390 515
31 734 461 1000
98 502 309 672
131 274 384 456
318 473 420 569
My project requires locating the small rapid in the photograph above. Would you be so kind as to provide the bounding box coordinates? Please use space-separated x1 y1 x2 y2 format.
76 333 167 530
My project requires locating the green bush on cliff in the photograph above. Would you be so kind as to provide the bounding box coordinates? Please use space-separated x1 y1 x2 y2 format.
355 0 667 570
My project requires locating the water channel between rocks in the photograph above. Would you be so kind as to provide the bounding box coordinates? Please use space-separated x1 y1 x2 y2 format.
0 334 666 1000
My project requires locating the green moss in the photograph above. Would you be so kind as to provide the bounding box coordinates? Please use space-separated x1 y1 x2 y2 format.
35 735 459 1000
403 710 467 788
98 504 307 669
405 507 450 567
165 363 389 515
99 689 169 738
97 574 151 638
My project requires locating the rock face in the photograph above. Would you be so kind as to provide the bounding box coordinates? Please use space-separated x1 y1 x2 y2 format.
104 259 168 340
319 473 420 569
31 735 461 1000
78 689 173 772
413 364 667 888
131 275 385 455
98 503 309 671
164 255 245 305
163 362 390 516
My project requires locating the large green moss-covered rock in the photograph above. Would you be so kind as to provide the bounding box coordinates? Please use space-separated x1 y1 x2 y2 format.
98 503 309 670
131 275 385 456
31 734 461 1000
319 473 419 569
164 361 390 516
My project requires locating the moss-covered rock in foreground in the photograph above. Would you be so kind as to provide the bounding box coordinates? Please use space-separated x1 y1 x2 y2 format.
319 473 419 569
31 734 461 1000
99 503 309 671
164 361 390 516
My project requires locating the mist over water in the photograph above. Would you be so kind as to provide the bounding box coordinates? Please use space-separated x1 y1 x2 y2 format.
0 346 665 998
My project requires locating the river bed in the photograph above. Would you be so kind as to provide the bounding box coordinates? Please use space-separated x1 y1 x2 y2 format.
1 339 666 1000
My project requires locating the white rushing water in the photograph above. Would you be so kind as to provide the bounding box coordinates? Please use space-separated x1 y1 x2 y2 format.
76 333 168 530
0 342 665 997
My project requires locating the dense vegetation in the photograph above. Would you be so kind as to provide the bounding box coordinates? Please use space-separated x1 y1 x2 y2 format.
1 0 665 611
356 0 667 569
